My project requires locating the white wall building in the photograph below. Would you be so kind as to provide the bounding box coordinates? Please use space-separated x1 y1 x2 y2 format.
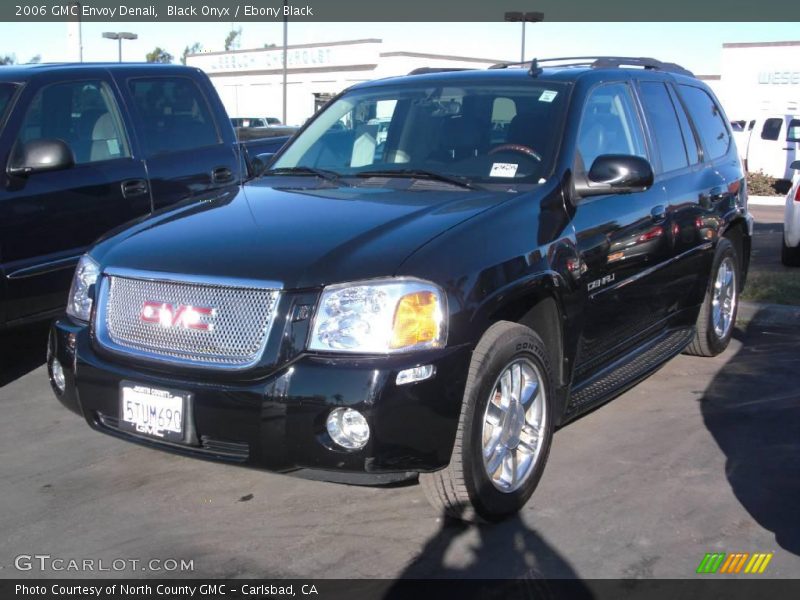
714 40 800 119
186 39 501 126
187 38 800 127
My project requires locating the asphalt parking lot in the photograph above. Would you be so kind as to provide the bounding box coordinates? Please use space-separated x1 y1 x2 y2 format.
1 206 798 580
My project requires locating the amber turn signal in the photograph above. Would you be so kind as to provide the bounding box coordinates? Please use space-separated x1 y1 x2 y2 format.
390 291 440 349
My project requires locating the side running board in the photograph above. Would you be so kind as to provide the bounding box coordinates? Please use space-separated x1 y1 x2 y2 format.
565 328 695 419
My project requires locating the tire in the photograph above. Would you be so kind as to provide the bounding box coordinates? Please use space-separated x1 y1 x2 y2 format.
781 234 800 267
420 321 555 523
684 237 740 357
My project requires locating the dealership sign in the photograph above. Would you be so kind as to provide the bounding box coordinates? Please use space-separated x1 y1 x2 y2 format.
188 42 381 74
759 70 800 85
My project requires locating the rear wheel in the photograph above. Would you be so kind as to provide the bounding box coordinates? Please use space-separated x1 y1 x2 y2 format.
685 238 739 357
420 321 554 522
781 234 800 267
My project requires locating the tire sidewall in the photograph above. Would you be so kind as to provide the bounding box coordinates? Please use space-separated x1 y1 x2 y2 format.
702 238 739 354
461 328 555 521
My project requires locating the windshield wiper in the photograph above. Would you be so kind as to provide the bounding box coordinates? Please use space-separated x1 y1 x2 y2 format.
355 169 477 190
264 166 349 185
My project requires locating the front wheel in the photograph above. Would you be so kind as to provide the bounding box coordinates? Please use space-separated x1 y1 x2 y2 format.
684 237 739 357
420 321 555 522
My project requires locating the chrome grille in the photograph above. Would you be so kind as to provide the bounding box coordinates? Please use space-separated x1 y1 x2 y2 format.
97 272 280 368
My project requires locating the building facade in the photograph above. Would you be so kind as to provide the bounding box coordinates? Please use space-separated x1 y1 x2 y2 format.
186 38 800 127
715 41 800 119
186 39 501 126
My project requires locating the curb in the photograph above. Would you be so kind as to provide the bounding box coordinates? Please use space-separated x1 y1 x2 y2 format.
749 196 785 206
737 301 800 328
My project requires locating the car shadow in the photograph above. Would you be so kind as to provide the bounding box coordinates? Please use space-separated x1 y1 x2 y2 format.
0 322 49 388
700 315 800 555
385 505 595 598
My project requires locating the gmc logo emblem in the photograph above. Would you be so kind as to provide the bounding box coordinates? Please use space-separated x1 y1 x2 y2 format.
139 302 215 331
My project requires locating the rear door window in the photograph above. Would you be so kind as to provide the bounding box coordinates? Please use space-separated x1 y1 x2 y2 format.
638 81 689 173
760 118 782 141
667 84 700 165
128 77 220 155
678 85 731 161
15 80 130 164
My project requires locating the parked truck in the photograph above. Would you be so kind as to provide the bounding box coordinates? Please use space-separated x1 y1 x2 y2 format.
0 63 288 329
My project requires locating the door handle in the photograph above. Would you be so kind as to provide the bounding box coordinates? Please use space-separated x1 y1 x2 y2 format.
650 204 667 221
121 179 148 198
212 166 233 183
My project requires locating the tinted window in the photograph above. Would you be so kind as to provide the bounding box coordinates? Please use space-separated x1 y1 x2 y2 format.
639 82 689 172
15 80 130 164
128 78 219 155
668 85 700 165
787 119 800 143
760 118 782 141
0 83 17 126
577 83 647 169
679 85 731 160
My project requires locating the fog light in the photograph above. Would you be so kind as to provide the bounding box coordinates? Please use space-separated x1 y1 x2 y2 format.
396 364 436 385
326 408 370 450
51 357 66 394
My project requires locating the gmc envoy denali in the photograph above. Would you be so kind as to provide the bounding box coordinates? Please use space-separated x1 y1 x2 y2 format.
49 57 753 522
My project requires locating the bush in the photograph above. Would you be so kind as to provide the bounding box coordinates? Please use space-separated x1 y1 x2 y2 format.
746 171 782 196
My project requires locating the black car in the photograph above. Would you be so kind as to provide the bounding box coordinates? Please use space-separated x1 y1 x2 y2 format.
49 57 753 522
0 63 274 329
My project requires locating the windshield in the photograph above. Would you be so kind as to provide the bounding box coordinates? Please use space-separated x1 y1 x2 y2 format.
0 83 18 130
273 80 569 185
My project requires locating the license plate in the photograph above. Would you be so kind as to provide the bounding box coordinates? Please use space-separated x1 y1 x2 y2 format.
119 382 187 443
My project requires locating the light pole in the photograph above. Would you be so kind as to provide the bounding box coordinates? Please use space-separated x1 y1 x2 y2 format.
102 31 138 62
504 11 544 63
282 0 288 126
72 2 83 62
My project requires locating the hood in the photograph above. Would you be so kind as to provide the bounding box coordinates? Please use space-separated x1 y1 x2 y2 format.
92 182 517 289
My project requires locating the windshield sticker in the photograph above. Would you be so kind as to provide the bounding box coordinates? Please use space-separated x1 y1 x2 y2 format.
490 162 518 178
539 90 558 103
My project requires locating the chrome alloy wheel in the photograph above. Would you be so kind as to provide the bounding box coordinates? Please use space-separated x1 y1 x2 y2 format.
712 256 737 339
481 358 547 493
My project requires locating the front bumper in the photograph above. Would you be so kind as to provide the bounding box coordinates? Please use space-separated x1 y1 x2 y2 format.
49 318 471 476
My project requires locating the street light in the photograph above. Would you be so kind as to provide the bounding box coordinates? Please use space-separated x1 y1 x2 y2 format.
282 0 288 126
504 11 544 63
102 31 138 62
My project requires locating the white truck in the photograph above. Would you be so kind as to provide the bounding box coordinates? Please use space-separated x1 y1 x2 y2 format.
736 114 800 181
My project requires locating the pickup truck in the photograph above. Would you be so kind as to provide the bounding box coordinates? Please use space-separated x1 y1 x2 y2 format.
0 63 288 329
49 57 752 522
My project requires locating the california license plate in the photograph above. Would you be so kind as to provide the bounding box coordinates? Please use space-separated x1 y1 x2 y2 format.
119 382 187 442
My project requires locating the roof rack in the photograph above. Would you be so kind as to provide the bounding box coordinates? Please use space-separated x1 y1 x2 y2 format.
407 67 474 76
489 56 694 78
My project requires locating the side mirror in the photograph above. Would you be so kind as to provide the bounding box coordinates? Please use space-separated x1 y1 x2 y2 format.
575 154 654 197
791 160 800 171
249 152 275 177
8 139 75 177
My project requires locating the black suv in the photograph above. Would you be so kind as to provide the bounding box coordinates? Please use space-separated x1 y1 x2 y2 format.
49 57 752 522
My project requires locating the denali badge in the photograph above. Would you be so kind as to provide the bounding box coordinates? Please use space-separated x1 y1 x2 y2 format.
139 302 215 331
587 274 615 292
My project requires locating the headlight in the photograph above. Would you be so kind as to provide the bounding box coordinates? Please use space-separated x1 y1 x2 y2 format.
309 278 447 353
66 255 100 322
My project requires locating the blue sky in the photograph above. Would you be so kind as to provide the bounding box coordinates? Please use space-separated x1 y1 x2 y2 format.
0 21 797 74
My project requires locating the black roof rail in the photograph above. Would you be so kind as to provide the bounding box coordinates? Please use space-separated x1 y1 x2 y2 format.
489 56 694 78
407 67 474 76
